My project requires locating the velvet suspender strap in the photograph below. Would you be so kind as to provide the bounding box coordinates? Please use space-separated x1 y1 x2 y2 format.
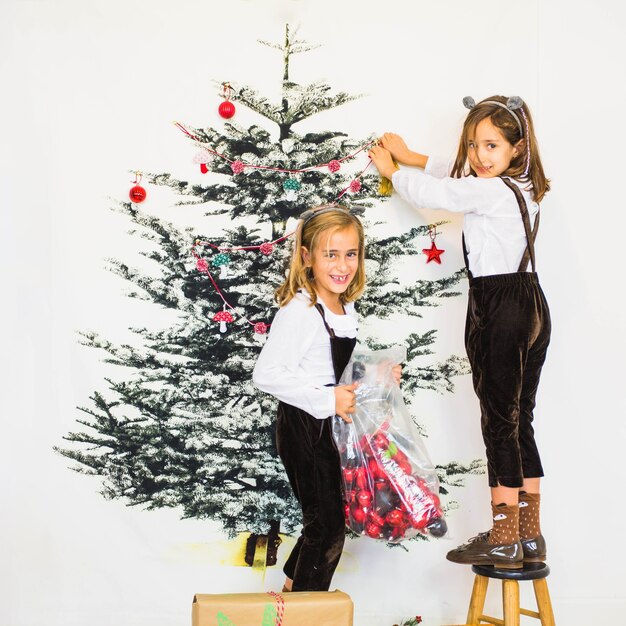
499 177 539 273
462 178 540 278
314 303 336 338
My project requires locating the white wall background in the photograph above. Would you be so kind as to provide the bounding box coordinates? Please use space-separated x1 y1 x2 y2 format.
1 1 625 625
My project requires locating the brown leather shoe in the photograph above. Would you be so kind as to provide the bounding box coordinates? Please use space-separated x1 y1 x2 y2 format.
521 533 547 563
446 531 523 569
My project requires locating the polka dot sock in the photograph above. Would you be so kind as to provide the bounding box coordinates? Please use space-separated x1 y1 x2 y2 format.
519 491 541 540
487 502 520 545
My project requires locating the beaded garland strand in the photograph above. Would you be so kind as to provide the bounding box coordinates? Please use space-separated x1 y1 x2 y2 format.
181 123 377 336
133 122 429 336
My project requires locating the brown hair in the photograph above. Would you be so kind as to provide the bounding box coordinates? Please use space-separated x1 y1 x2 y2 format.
275 205 366 307
450 95 550 202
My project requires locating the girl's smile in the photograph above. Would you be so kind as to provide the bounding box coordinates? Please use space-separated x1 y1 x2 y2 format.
302 226 360 307
468 117 520 179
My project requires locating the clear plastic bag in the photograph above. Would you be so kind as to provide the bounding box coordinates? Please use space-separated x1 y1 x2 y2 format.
332 346 447 542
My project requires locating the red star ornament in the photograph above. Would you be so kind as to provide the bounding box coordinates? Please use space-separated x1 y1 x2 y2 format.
422 241 445 264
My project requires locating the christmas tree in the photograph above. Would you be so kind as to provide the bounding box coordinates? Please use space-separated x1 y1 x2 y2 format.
56 26 480 564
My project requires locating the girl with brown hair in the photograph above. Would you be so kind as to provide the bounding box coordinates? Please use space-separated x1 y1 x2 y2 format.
369 95 551 570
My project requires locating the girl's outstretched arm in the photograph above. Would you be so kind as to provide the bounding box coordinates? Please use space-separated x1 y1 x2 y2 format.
379 133 428 169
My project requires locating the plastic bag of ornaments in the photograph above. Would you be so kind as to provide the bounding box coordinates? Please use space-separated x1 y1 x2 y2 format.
332 346 447 542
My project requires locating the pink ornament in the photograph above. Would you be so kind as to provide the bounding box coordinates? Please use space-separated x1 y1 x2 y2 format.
196 258 209 272
349 179 362 193
254 322 268 335
259 242 274 256
193 149 214 164
231 160 245 174
328 159 341 173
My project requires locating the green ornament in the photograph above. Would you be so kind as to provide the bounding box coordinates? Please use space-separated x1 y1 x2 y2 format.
212 253 231 268
283 178 301 191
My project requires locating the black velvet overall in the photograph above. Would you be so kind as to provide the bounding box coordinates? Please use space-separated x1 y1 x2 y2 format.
464 178 551 488
275 303 355 591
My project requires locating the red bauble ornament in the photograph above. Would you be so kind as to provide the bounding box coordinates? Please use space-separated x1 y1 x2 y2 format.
365 521 383 538
328 159 341 173
368 457 386 481
356 490 373 508
129 184 147 203
355 466 368 490
385 509 404 527
218 100 236 119
422 241 445 264
351 506 367 524
343 467 356 484
368 510 385 527
196 258 209 272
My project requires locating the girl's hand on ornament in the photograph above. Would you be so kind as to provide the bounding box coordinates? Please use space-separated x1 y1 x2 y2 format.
392 364 402 385
379 133 412 164
368 145 397 179
335 383 359 423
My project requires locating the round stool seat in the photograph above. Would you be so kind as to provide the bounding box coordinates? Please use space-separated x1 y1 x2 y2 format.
471 562 550 581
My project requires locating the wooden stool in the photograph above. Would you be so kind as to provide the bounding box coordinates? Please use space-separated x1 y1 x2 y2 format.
464 562 555 626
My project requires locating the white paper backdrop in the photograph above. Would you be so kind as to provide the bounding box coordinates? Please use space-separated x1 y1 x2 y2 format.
2 1 625 624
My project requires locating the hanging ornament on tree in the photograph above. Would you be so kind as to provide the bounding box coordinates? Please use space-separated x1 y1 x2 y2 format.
129 172 147 203
422 225 445 264
328 159 341 173
349 179 362 194
193 149 215 174
254 322 268 335
212 252 231 278
259 242 274 256
283 177 301 201
212 307 233 333
231 160 245 175
218 82 236 119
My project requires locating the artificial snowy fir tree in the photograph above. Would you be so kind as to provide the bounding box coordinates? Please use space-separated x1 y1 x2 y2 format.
57 26 480 565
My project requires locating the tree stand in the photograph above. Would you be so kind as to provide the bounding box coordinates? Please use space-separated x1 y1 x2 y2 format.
462 563 555 626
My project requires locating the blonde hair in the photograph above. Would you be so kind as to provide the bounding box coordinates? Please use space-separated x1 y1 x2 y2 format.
275 205 366 307
451 95 550 202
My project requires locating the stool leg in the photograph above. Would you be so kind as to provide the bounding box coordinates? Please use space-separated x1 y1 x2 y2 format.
466 575 489 624
532 578 556 626
502 579 520 626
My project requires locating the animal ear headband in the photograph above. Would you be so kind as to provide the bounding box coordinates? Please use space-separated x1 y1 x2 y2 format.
462 95 530 176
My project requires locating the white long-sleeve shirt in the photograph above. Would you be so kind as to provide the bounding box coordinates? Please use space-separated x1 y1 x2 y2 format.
391 157 539 277
252 290 358 419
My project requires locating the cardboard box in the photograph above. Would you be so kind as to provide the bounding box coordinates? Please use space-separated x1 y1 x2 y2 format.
192 590 353 626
